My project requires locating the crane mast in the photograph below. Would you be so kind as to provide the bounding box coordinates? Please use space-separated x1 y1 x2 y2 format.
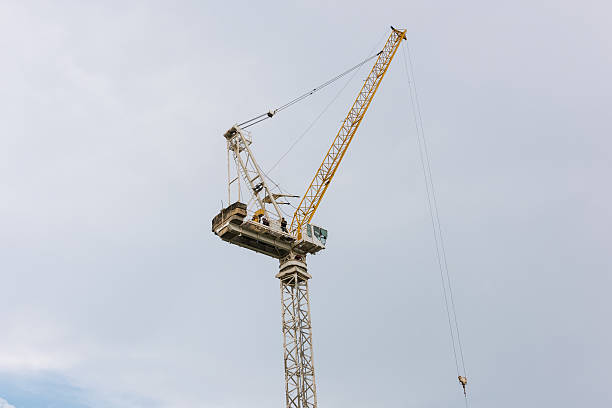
290 28 406 239
212 27 406 408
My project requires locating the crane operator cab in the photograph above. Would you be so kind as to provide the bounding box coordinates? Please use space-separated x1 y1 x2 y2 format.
212 202 327 259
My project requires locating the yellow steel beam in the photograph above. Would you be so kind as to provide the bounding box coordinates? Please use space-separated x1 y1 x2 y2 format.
290 27 407 239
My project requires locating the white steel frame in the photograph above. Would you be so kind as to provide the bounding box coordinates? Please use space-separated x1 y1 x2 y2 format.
226 125 282 220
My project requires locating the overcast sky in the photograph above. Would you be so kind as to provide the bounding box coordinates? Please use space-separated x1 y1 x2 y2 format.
1 1 611 407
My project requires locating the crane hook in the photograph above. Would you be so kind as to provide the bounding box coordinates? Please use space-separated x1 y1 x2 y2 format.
458 375 468 396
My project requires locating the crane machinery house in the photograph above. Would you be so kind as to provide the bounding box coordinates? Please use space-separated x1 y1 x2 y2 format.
212 125 328 259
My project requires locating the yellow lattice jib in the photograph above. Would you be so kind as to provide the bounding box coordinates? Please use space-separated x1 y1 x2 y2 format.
290 27 406 239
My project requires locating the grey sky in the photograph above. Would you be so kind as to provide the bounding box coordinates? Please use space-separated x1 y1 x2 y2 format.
1 1 610 407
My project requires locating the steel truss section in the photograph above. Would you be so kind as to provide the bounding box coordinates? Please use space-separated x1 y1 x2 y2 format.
290 27 407 238
224 125 283 220
277 256 317 408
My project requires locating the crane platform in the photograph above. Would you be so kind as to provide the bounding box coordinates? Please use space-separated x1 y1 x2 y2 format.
212 202 327 259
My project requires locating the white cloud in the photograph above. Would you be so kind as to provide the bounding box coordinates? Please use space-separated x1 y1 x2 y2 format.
0 397 16 408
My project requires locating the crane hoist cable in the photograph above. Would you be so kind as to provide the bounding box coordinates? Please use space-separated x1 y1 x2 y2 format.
238 50 382 129
401 40 470 405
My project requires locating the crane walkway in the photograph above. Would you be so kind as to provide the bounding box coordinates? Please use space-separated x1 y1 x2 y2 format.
212 202 327 259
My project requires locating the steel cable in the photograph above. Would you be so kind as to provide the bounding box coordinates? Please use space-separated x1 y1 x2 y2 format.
238 51 382 129
401 42 470 404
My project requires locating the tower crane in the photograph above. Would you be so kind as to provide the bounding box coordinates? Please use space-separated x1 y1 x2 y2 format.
212 27 406 408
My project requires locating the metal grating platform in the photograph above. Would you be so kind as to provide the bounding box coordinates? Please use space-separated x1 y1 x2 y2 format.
212 202 326 259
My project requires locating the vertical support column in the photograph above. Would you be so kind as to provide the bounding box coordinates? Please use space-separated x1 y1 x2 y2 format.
277 254 317 408
226 139 231 205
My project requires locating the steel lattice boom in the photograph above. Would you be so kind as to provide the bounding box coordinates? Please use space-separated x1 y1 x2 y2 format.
290 28 406 238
